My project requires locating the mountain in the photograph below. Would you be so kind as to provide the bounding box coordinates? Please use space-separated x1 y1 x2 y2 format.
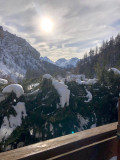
0 70 119 152
56 57 80 68
40 56 80 68
0 26 63 82
40 56 55 64
55 58 67 67
68 58 80 67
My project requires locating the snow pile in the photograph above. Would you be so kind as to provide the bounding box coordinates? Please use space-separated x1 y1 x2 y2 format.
43 74 52 79
43 74 70 108
2 84 24 98
85 78 97 85
108 68 120 75
0 78 8 85
84 89 92 102
52 79 70 108
76 79 85 85
10 102 27 127
76 78 97 85
0 102 27 142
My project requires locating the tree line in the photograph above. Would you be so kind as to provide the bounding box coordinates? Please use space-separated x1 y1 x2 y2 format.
75 34 120 78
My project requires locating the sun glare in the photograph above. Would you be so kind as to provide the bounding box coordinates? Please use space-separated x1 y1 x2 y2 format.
41 18 53 33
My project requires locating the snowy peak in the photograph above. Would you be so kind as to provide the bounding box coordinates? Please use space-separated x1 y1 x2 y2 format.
56 58 67 65
40 57 80 68
55 58 67 67
55 57 80 68
68 58 80 67
40 56 55 64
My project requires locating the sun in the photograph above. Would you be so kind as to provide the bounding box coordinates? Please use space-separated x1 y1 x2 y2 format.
41 17 53 33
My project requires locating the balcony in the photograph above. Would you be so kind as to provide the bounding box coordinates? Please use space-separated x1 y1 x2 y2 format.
0 97 120 160
0 122 119 160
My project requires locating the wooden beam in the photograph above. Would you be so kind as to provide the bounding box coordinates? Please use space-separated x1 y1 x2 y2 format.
0 122 117 160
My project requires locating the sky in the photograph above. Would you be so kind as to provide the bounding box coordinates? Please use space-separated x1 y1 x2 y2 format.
0 0 120 61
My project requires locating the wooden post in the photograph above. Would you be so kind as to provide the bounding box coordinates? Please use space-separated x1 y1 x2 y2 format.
117 94 120 160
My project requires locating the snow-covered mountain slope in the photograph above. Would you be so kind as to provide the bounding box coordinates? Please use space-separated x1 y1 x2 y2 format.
56 58 80 68
0 26 63 82
68 58 80 67
40 56 80 68
55 58 67 66
40 56 55 64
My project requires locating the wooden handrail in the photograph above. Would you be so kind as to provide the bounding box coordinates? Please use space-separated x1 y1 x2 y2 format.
0 122 117 160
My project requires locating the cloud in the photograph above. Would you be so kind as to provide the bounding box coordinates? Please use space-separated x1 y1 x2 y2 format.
0 0 120 61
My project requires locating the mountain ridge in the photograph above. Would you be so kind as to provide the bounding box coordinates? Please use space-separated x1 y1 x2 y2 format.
0 26 64 82
40 56 80 68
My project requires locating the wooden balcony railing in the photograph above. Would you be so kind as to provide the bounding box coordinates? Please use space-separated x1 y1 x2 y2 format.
0 96 120 160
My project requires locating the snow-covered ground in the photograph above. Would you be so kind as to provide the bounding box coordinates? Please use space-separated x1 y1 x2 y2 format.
108 68 120 75
62 73 98 85
43 74 52 79
2 84 24 98
0 78 8 85
76 78 97 85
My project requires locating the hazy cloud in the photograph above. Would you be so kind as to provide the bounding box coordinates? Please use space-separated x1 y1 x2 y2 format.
0 0 120 61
